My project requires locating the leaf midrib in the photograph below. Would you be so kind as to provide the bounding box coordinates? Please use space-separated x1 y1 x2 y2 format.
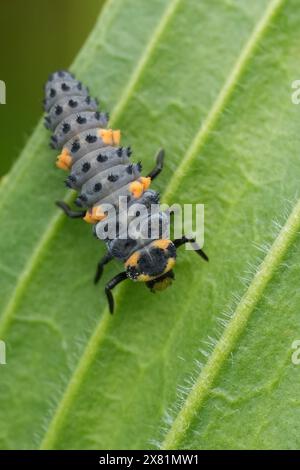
39 0 285 449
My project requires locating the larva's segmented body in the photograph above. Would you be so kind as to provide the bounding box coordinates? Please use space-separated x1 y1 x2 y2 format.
44 70 208 313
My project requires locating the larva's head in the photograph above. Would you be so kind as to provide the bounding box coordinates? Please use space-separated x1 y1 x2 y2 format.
124 240 176 291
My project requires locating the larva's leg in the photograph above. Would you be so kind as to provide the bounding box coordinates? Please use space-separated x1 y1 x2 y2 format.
55 201 86 219
173 236 209 262
147 148 165 181
94 253 114 284
105 272 128 314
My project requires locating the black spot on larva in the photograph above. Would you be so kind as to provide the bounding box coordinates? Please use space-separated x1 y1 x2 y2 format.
126 146 132 157
62 123 71 134
86 134 97 144
51 135 58 143
97 153 108 162
55 105 63 115
85 96 91 104
58 71 64 77
126 164 133 175
71 141 80 153
50 88 56 98
137 161 142 172
61 83 70 91
94 183 102 192
81 162 91 173
77 82 82 90
94 111 101 120
77 115 87 124
104 223 108 233
108 174 119 182
69 99 78 108
117 147 123 157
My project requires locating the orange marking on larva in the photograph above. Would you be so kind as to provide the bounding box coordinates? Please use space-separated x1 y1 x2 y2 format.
163 257 176 274
129 180 144 198
83 206 107 224
152 239 171 250
83 210 95 224
112 129 121 145
99 128 113 145
56 148 72 170
139 176 151 191
135 271 172 282
125 251 140 268
93 205 107 221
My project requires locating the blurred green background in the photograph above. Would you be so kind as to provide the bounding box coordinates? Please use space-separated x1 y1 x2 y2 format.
0 0 105 177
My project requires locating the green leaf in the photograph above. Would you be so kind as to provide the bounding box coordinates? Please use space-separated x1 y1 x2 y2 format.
0 0 299 450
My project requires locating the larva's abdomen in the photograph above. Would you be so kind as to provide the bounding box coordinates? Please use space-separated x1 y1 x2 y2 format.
76 163 142 208
44 78 89 113
44 96 99 131
94 189 160 241
106 212 169 260
89 183 135 212
44 70 167 257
